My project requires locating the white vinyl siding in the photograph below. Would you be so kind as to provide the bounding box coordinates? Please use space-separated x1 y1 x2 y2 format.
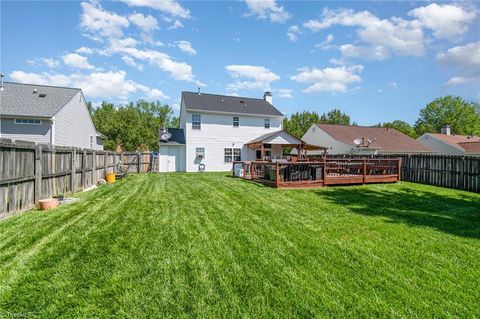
1 117 52 144
184 111 282 172
54 92 103 150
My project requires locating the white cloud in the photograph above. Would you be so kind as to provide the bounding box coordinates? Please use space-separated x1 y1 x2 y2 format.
304 8 425 60
245 0 290 23
128 12 158 32
10 70 166 101
168 19 184 29
118 0 190 18
80 2 129 40
225 64 280 92
76 47 94 55
408 3 476 39
290 64 364 93
176 40 197 55
62 53 95 70
287 25 300 42
27 58 60 68
436 42 480 86
314 34 334 50
276 89 293 98
122 56 144 71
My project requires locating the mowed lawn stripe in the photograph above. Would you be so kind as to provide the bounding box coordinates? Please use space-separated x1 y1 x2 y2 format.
0 173 479 318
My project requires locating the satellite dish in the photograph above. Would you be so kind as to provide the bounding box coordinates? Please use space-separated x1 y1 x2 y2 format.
160 132 172 141
353 138 362 146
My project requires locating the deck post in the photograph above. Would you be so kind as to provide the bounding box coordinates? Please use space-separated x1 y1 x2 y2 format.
252 162 255 179
275 162 280 188
260 144 264 161
243 162 246 178
363 159 367 184
398 158 402 182
323 159 327 186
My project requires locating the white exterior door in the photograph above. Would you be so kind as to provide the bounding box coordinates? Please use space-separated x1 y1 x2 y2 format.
168 147 179 172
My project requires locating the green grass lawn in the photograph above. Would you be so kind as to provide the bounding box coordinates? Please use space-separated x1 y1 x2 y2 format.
1 173 479 318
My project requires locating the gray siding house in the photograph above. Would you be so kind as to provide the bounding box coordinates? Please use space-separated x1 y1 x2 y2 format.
0 82 103 150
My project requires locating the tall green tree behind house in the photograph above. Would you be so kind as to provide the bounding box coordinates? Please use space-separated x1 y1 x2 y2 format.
283 109 353 138
90 100 175 151
374 120 418 138
319 109 352 126
414 96 480 136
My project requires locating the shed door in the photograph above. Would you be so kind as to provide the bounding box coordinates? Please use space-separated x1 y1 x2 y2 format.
168 147 179 172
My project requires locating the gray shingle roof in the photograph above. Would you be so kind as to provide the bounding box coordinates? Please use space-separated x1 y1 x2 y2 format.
0 82 81 117
182 91 284 116
159 128 185 145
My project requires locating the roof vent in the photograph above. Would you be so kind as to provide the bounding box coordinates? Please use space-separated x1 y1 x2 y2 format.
33 89 38 94
39 93 47 98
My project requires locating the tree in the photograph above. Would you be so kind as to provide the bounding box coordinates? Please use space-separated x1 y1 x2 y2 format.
283 109 353 138
414 95 480 136
283 111 321 138
90 100 175 151
319 109 351 125
375 120 417 138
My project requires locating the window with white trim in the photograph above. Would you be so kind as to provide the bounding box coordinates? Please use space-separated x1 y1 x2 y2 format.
233 116 239 127
192 113 201 130
14 118 42 125
264 118 270 129
224 148 241 162
196 147 205 159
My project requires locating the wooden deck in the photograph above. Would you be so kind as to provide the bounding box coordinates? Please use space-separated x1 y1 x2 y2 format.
232 158 401 189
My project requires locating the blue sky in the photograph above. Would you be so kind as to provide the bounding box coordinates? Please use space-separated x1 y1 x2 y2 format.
2 0 479 125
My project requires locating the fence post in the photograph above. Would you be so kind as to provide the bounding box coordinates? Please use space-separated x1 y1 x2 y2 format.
82 149 87 190
7 145 16 213
92 150 97 184
34 144 42 204
137 152 141 173
104 151 108 176
460 156 465 190
71 148 76 194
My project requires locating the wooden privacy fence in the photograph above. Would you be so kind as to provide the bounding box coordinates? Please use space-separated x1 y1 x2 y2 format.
0 139 120 217
321 154 480 192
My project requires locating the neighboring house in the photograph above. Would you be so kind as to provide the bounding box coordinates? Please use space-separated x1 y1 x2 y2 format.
417 126 480 156
159 91 286 172
302 124 434 155
0 82 103 150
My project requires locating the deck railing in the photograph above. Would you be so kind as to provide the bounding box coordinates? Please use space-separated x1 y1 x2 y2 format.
233 158 401 188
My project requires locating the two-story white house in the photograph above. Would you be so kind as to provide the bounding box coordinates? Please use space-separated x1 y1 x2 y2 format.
158 91 288 172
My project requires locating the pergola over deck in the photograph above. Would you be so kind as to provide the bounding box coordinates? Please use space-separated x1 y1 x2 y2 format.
245 130 327 161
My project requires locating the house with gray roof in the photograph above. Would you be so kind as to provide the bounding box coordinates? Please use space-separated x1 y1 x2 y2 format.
159 91 286 172
0 82 104 150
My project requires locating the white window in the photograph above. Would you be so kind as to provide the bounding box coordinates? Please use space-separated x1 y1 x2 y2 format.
14 118 42 125
196 147 205 159
264 118 270 129
192 113 201 130
233 148 241 161
224 148 241 162
224 148 232 162
233 116 239 128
